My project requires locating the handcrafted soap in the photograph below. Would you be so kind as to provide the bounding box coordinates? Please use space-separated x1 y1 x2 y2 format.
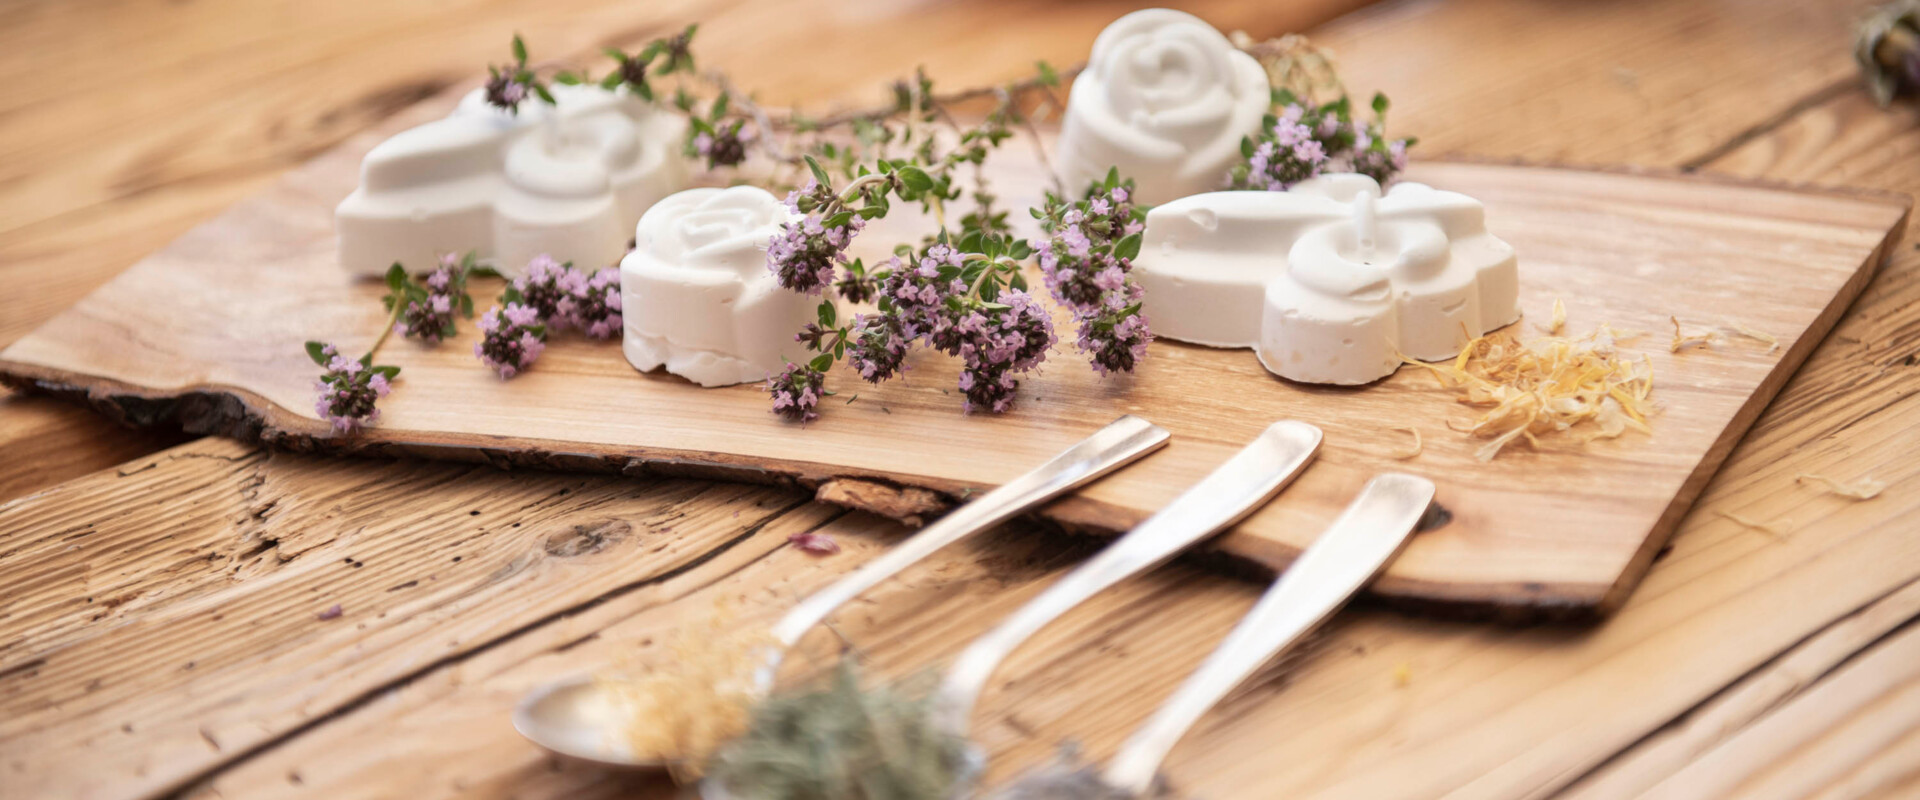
1134 173 1519 385
1056 8 1270 204
337 84 687 278
621 186 821 388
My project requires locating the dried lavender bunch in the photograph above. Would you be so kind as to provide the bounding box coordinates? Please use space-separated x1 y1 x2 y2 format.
705 662 970 800
1229 90 1413 190
305 342 398 435
474 290 548 379
1034 168 1151 377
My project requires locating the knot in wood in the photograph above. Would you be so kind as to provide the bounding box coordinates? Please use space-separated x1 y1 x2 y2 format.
542 519 631 557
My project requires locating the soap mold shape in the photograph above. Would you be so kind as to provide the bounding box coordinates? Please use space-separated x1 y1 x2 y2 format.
1056 8 1270 205
1134 173 1520 385
621 186 823 388
337 84 688 278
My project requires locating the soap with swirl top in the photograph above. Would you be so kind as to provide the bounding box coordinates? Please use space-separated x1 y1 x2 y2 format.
620 186 823 388
1056 8 1270 204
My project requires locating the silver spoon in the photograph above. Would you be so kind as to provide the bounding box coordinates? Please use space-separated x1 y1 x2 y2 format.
1099 472 1436 796
935 420 1324 735
515 415 1171 771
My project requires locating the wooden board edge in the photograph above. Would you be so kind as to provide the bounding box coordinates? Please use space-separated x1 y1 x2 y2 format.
1428 154 1919 213
0 361 1619 622
1590 193 1914 615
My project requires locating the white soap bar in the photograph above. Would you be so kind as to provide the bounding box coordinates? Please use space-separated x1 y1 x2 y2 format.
337 84 687 278
1134 173 1520 385
1056 8 1270 204
620 186 823 388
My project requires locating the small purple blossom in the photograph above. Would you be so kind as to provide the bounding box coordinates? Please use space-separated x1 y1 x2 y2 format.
485 71 530 113
693 122 752 169
1034 180 1153 378
512 255 582 329
475 302 547 379
767 208 863 296
846 314 909 383
1232 95 1412 190
766 362 826 423
310 343 393 434
397 262 461 344
571 267 623 340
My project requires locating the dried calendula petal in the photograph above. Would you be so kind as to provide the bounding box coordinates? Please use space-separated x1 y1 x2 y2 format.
596 603 771 780
1722 318 1780 351
1390 426 1422 459
1669 316 1721 353
1715 509 1792 538
1406 323 1656 461
1547 298 1567 335
1796 472 1886 500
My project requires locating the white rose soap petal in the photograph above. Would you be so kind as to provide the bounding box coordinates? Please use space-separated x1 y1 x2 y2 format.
1134 173 1520 385
621 186 820 388
1056 8 1270 204
337 84 688 278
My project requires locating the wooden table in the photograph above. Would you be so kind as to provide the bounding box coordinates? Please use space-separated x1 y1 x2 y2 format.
5 0 1919 798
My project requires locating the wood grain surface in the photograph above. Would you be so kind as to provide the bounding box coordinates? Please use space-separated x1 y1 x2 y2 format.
2 140 1905 615
7 0 1920 798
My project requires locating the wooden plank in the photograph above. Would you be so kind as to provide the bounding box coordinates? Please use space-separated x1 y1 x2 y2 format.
0 437 835 800
2 136 1904 616
0 392 188 504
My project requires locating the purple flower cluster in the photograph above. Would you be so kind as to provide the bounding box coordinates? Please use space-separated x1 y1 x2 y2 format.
947 290 1055 413
845 314 909 382
395 255 462 344
475 303 547 379
1233 96 1413 191
768 181 863 295
311 344 392 434
484 70 530 113
767 362 826 423
571 267 623 340
693 122 752 169
513 255 584 328
1036 183 1153 377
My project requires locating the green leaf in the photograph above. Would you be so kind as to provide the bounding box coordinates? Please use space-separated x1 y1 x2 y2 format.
635 82 654 102
511 34 528 64
897 166 934 193
503 286 525 304
305 341 332 367
808 352 834 372
1010 272 1028 292
1114 232 1143 261
553 71 582 85
603 47 628 62
469 264 502 279
1036 60 1059 87
460 294 475 318
710 91 730 120
370 365 402 380
1008 239 1033 260
531 83 557 105
1372 92 1389 115
804 155 830 187
817 300 837 327
385 263 408 291
824 210 855 228
599 72 624 89
1240 136 1256 159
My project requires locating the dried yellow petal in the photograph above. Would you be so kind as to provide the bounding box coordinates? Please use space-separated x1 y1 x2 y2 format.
1669 316 1721 353
1723 318 1780 351
1411 323 1656 461
1390 426 1423 459
1714 509 1793 538
597 603 771 779
1796 473 1886 500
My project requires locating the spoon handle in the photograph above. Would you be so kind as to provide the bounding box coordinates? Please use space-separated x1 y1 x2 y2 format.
936 421 1322 726
1101 473 1436 795
761 416 1170 684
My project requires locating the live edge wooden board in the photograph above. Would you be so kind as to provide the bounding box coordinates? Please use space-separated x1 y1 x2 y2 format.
0 91 1907 618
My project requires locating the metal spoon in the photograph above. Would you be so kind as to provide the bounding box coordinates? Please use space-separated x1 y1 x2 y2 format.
935 421 1324 734
514 415 1171 771
1099 472 1436 796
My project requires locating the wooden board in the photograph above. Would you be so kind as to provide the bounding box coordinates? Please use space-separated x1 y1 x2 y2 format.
0 87 1906 615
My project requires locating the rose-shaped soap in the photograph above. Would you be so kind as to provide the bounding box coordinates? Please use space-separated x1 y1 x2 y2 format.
620 186 823 387
1056 8 1270 204
337 84 687 278
1134 173 1520 385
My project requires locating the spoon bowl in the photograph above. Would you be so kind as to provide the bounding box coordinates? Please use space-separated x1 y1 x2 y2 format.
512 674 680 772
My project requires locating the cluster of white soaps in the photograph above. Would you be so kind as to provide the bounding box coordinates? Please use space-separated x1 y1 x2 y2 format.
335 8 1517 388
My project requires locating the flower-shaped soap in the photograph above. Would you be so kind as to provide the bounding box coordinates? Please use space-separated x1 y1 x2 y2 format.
336 84 687 278
620 186 822 387
1056 8 1270 204
1134 173 1520 385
